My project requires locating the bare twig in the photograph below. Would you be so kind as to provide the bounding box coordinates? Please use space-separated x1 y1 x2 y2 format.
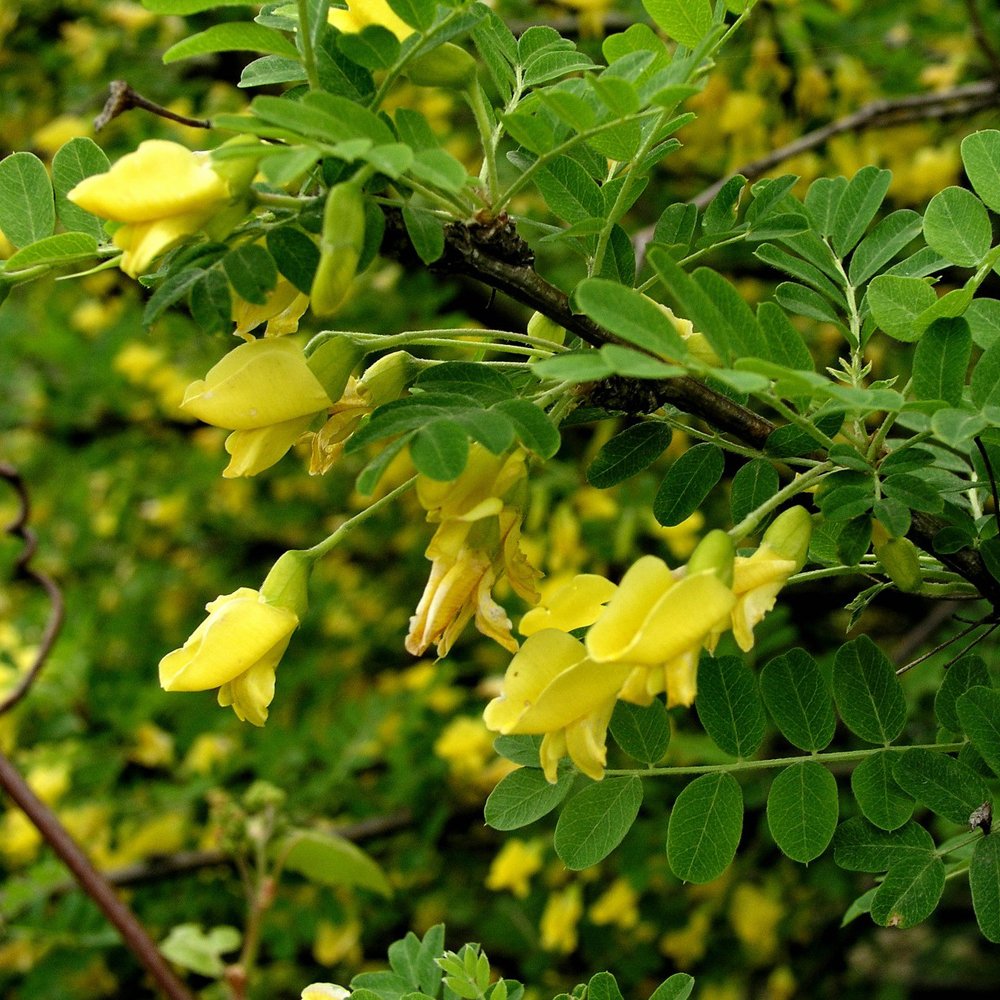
690 79 1000 209
0 753 195 1000
94 80 212 132
964 0 1000 81
0 463 64 715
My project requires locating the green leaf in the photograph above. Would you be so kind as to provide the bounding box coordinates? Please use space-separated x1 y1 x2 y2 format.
587 972 624 1000
3 232 99 272
493 734 543 768
410 149 469 193
190 268 232 334
767 760 839 863
535 157 604 223
51 138 111 239
702 175 746 236
831 165 891 258
160 924 241 978
832 636 906 745
775 281 843 327
240 54 306 87
929 407 988 449
841 888 878 927
893 748 992 825
760 648 836 752
416 362 514 406
693 268 766 358
267 226 320 294
610 700 670 765
281 831 392 895
935 655 991 734
402 206 444 264
911 317 971 407
870 851 945 929
923 186 992 267
972 340 1000 409
143 0 252 11
491 399 561 458
653 443 724 527
966 298 1000 349
587 422 672 488
641 0 712 48
970 833 1000 943
833 817 934 872
142 268 206 325
410 420 469 481
866 274 937 343
956 686 1000 778
572 279 687 359
653 202 697 251
848 209 923 286
599 345 685 379
851 749 914 831
647 975 695 1000
881 473 943 514
667 773 743 883
0 152 55 248
386 0 435 31
696 656 766 759
729 458 779 524
805 176 847 236
163 22 300 62
338 25 400 69
554 777 643 869
755 301 816 371
531 351 613 383
223 243 278 305
484 767 574 830
962 130 1000 214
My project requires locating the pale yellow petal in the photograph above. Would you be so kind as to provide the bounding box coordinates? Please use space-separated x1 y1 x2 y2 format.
222 416 314 477
519 573 617 636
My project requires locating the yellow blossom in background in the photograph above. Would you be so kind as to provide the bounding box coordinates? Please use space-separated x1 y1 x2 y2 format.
68 140 232 276
313 919 363 967
766 966 797 1000
659 906 712 967
182 733 237 774
484 630 631 783
407 446 540 657
328 0 413 40
729 883 784 963
486 838 544 898
159 587 299 725
127 722 175 769
649 510 705 561
114 810 188 865
588 878 640 930
31 114 90 156
0 810 42 866
794 63 830 117
540 884 583 953
558 0 612 38
434 715 494 780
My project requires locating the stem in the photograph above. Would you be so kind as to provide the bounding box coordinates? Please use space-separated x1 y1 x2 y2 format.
0 752 194 1000
465 78 499 206
296 0 320 91
729 461 833 541
304 477 417 560
768 395 838 450
605 741 965 778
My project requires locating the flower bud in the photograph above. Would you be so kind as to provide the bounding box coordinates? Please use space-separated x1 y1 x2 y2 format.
526 311 568 346
357 350 418 407
761 506 812 571
311 181 366 317
405 43 478 90
685 528 735 587
305 333 368 402
872 523 922 593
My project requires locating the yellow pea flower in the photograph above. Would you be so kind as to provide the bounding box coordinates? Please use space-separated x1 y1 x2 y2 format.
407 446 540 657
483 630 632 783
67 140 232 276
485 838 544 898
181 338 333 477
232 276 310 340
731 506 812 652
327 0 413 40
519 573 617 636
301 986 350 1000
586 554 735 707
540 884 583 953
589 877 640 930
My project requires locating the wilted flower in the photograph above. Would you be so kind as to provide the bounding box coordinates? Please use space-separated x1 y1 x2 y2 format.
67 140 233 276
483 629 632 783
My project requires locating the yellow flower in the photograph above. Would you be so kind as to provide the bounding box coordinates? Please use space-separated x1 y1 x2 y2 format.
434 715 495 780
540 884 583 953
328 0 413 40
730 506 812 652
586 554 735 708
485 838 544 898
588 877 640 929
159 588 298 725
232 276 310 340
67 140 232 276
181 338 333 477
728 883 784 962
519 573 616 636
313 919 363 966
302 986 350 1000
407 446 540 657
659 906 712 966
483 630 632 783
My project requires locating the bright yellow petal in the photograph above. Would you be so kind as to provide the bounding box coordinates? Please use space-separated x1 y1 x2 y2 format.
564 701 616 781
114 210 208 276
327 0 414 40
222 416 314 477
731 580 784 652
217 656 278 726
519 573 617 636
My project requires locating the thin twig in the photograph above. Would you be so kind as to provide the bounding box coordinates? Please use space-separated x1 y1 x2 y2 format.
974 435 1000 540
896 614 993 675
964 0 1000 81
0 752 195 1000
690 79 1000 209
892 600 962 665
0 463 65 715
94 80 212 132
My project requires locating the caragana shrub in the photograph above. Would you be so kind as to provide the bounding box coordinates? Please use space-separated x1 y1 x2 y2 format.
3 0 1000 996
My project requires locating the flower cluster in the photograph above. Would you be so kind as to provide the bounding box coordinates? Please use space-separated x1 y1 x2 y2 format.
484 508 812 783
406 445 540 658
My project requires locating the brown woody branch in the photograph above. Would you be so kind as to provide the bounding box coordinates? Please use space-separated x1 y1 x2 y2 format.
381 210 1000 606
94 80 212 132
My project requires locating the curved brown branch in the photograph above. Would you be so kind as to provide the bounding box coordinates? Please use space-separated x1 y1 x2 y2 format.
95 80 212 132
690 79 1000 209
0 463 64 716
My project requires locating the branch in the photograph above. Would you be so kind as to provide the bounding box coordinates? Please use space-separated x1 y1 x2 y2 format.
94 80 212 132
690 79 1000 209
380 210 1000 606
964 0 1000 81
